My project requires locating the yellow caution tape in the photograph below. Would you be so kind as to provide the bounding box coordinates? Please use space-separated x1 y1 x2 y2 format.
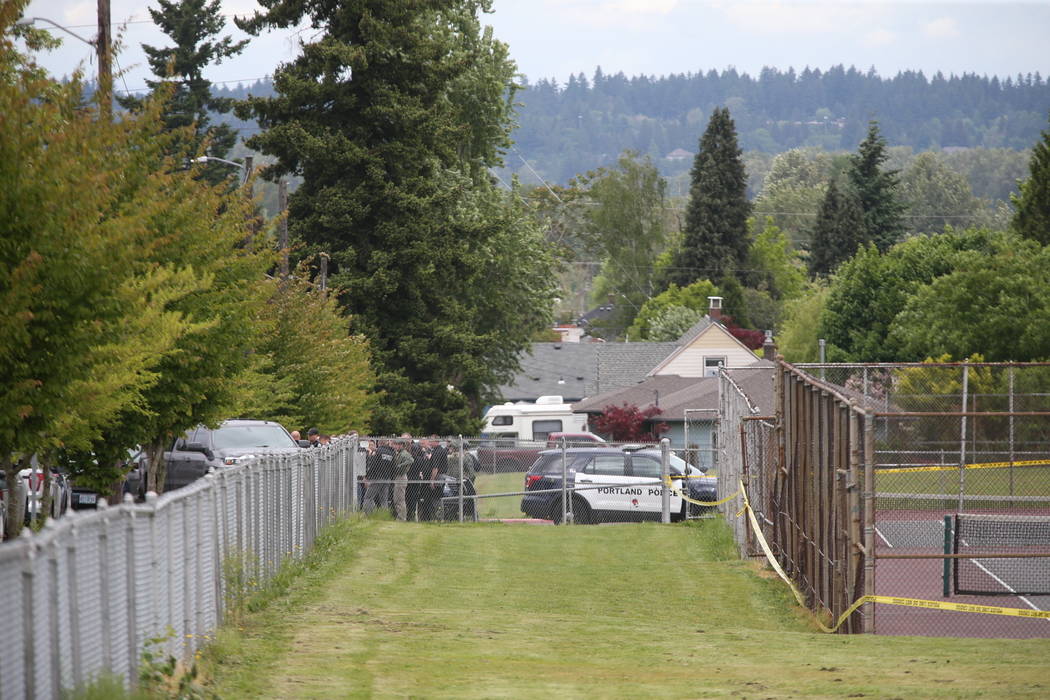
864 596 1050 619
735 479 1050 632
879 459 1050 474
662 477 742 507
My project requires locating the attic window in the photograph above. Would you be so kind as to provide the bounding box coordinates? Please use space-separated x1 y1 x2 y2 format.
704 357 725 377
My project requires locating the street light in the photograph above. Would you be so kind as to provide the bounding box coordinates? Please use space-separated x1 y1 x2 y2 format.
15 17 96 47
194 155 252 186
16 14 111 120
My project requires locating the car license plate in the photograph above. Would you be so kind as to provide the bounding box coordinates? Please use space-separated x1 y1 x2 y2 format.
79 493 96 505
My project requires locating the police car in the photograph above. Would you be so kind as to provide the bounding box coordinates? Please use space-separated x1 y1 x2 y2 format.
520 446 717 524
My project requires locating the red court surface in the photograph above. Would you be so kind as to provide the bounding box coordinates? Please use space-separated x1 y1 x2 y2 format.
872 510 1050 638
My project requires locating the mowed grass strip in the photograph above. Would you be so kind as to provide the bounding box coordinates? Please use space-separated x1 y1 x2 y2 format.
203 517 1050 699
474 471 528 519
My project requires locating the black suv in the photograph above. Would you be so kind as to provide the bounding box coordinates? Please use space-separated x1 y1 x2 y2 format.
520 447 717 524
162 419 305 491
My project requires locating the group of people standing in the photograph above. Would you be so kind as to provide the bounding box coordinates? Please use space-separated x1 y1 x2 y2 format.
290 428 331 447
361 436 477 521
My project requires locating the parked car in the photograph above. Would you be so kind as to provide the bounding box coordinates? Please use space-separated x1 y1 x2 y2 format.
115 447 150 503
474 436 544 474
0 460 71 524
520 446 716 524
545 431 606 448
440 474 478 522
162 419 305 491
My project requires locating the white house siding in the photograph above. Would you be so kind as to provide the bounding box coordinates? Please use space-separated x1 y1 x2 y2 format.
664 422 716 470
655 326 757 377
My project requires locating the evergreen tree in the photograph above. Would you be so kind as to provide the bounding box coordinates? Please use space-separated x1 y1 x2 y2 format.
1011 114 1050 245
846 121 906 251
717 274 750 328
236 1 555 433
666 107 752 288
808 180 865 276
118 0 247 185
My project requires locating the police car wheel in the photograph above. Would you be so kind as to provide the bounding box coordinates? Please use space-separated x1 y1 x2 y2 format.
572 497 592 525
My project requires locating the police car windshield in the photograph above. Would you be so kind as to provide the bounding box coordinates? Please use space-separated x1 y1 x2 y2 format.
668 453 690 471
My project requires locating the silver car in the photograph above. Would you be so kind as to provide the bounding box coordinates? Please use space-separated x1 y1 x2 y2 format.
161 419 306 491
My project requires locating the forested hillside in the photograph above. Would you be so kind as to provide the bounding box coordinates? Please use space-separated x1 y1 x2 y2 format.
507 65 1049 183
213 65 1048 190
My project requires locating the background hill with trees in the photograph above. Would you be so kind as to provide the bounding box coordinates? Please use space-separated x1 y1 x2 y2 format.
212 66 1044 209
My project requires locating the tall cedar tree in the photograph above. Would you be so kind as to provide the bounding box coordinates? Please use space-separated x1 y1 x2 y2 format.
665 107 752 288
118 0 247 186
808 180 865 276
847 121 906 252
1011 114 1050 245
236 1 555 434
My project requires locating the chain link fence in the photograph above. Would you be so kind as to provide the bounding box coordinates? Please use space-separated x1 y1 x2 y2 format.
351 435 716 526
0 438 356 699
719 362 1050 638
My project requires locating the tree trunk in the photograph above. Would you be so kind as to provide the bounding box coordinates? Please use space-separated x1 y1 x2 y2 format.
146 437 167 495
109 457 126 505
2 453 25 539
38 452 54 526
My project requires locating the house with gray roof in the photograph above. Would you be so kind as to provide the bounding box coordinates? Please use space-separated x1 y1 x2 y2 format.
496 342 600 403
495 296 772 421
572 362 775 467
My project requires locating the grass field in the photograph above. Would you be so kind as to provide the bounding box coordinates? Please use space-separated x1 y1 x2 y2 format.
474 471 528 519
200 516 1050 698
876 464 1050 497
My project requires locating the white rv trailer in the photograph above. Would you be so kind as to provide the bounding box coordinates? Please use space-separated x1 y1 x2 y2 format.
481 395 587 441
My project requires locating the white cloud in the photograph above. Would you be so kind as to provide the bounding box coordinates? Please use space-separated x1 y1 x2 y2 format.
543 0 679 28
863 27 896 47
607 0 679 14
59 1 96 25
718 2 886 36
923 17 960 39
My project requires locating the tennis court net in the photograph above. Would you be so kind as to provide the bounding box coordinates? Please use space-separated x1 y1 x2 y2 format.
952 513 1050 596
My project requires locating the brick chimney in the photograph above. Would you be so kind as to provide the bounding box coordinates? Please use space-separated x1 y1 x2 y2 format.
762 329 777 359
707 296 723 322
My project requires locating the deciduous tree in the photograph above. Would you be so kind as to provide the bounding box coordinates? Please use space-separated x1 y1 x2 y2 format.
0 13 229 527
594 404 668 442
888 239 1050 361
580 151 669 333
900 151 982 234
748 218 806 300
625 280 719 340
239 264 375 435
817 229 1007 361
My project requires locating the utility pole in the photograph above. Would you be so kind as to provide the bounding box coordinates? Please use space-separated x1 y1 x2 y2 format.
278 179 289 278
242 155 258 247
97 0 112 120
318 253 329 293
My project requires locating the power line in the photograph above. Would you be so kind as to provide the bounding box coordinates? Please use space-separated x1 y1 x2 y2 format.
513 146 564 204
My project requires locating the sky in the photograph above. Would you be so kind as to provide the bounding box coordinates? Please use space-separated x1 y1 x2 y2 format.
17 0 1050 95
